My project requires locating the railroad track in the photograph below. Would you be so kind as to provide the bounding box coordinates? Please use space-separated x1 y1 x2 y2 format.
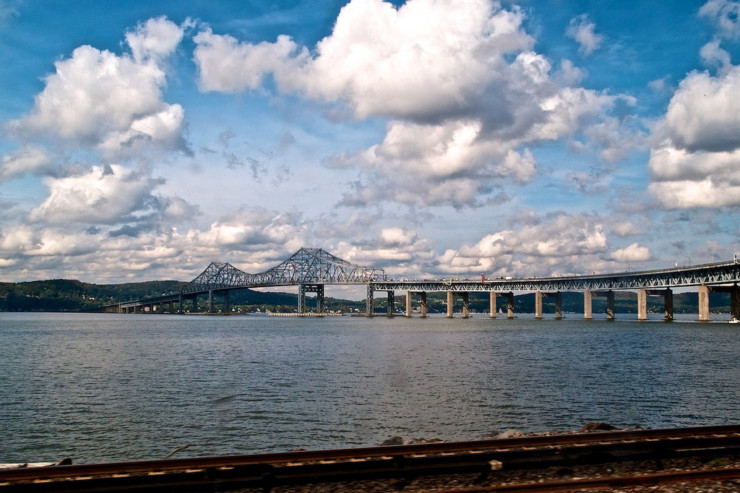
1 424 739 492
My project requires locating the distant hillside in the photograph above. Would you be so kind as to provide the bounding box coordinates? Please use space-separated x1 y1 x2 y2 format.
0 279 185 312
0 279 366 313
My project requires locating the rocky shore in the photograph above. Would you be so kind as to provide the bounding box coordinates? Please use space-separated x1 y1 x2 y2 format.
241 424 740 492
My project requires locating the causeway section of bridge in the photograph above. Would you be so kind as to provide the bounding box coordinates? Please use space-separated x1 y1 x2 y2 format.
106 248 740 321
368 260 740 321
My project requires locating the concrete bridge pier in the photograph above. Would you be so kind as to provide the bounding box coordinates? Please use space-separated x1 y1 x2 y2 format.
446 291 470 318
489 292 514 318
701 284 740 321
698 285 710 321
638 288 673 321
535 291 562 320
405 291 427 318
588 291 615 320
208 290 214 313
505 292 515 318
387 291 395 316
366 285 374 317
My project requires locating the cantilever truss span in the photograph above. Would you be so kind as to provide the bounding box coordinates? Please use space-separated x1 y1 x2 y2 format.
182 247 385 294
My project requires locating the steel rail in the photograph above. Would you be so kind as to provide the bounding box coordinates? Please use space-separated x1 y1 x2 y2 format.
2 425 739 491
437 466 740 492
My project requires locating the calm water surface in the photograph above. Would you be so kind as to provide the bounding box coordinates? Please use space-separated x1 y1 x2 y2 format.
1 312 738 464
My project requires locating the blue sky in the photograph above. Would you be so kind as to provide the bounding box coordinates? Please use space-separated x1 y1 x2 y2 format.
0 0 739 287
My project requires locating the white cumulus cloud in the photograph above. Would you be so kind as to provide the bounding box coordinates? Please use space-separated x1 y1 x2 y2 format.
193 0 623 208
699 0 740 39
11 17 189 159
566 14 603 56
611 243 650 262
29 164 164 224
436 212 609 276
0 146 53 181
649 63 740 208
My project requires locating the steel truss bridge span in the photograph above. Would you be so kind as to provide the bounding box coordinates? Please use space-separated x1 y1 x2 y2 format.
370 259 740 293
113 248 385 315
183 247 384 294
367 259 740 322
110 252 740 321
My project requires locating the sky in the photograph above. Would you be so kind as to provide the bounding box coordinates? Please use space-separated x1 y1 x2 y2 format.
1 0 739 290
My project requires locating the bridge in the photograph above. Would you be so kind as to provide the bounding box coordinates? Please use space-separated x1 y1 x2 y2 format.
107 247 740 321
113 248 385 315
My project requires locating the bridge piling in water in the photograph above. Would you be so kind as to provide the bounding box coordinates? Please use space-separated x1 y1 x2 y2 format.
704 284 740 321
638 289 674 321
405 291 428 318
446 291 470 318
535 291 562 320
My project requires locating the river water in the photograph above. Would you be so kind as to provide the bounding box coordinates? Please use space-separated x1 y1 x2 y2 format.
1 312 738 464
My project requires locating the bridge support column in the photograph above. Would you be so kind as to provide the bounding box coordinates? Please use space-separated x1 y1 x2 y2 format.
169 301 174 314
223 290 231 314
446 292 470 318
366 285 374 317
405 291 426 317
639 289 674 322
637 289 648 321
208 290 215 313
730 284 740 320
584 291 592 319
703 284 740 321
299 284 325 314
490 292 497 319
317 285 325 313
698 285 710 321
592 291 615 320
606 291 615 320
663 288 673 321
506 292 515 319
535 291 562 320
192 295 198 313
387 291 395 316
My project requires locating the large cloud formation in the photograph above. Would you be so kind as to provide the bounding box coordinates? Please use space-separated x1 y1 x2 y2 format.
436 211 611 276
194 0 624 208
10 16 190 159
649 45 740 208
